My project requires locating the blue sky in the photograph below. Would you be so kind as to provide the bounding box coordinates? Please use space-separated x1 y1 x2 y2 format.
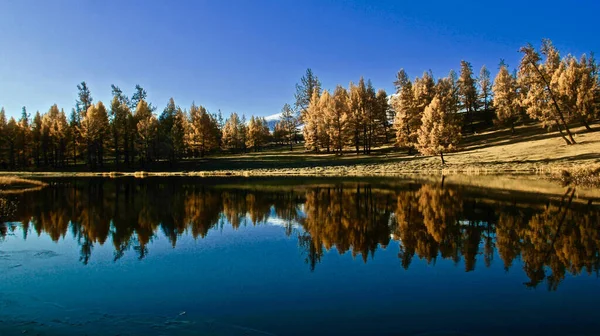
1 0 599 119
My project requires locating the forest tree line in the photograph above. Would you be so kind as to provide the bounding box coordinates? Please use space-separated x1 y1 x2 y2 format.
1 39 598 169
0 84 272 169
294 39 599 163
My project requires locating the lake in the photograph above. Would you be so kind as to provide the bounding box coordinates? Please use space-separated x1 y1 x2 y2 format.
1 176 599 336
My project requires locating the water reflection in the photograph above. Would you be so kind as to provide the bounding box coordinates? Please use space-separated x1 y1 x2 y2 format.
1 177 599 291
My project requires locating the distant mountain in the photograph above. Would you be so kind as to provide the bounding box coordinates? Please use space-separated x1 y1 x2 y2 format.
263 112 283 131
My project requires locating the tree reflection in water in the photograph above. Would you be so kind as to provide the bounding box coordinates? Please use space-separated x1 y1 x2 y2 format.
2 177 599 290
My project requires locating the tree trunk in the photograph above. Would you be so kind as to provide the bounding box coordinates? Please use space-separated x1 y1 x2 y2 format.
440 152 445 165
581 118 592 131
554 120 572 145
530 60 576 144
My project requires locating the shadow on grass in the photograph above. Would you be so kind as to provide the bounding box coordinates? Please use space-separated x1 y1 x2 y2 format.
461 122 599 152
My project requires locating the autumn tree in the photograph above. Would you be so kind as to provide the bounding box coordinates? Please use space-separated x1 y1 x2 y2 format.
222 112 242 152
188 104 219 156
362 80 378 153
76 81 93 164
328 85 350 153
134 100 157 164
413 71 436 115
110 85 132 167
303 89 322 152
172 107 187 159
416 74 462 164
555 54 599 129
80 102 109 167
159 98 177 162
348 79 366 154
392 69 420 153
458 60 479 133
239 115 248 153
246 116 270 151
317 90 335 152
493 63 520 133
517 39 576 144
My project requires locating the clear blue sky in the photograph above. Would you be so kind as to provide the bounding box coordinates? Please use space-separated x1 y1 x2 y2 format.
1 0 599 119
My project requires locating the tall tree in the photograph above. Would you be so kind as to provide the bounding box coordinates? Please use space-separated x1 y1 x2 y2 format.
222 112 242 152
69 109 79 166
134 100 157 164
348 79 367 154
493 63 520 133
246 116 269 152
295 68 322 123
17 107 30 167
172 107 187 160
556 54 599 130
375 89 390 144
328 85 350 154
363 79 378 153
517 39 576 144
110 95 130 166
392 69 421 153
31 112 42 168
317 90 334 152
280 103 298 151
76 81 93 119
458 60 479 133
0 108 7 168
413 71 436 114
303 89 322 152
417 74 462 164
188 104 219 157
76 82 93 164
239 114 248 153
4 117 18 168
159 98 177 162
479 65 492 124
80 102 109 167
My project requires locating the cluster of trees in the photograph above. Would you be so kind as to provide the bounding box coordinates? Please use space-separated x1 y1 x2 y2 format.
0 84 272 170
290 39 599 163
221 113 270 153
2 179 599 290
290 69 391 154
390 39 599 161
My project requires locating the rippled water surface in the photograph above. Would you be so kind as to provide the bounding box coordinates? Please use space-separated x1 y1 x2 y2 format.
1 176 599 336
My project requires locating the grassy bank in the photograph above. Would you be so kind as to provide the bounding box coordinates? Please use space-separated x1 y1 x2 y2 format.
1 123 599 180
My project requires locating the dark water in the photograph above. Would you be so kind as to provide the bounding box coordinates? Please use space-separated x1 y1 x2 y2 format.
1 177 599 336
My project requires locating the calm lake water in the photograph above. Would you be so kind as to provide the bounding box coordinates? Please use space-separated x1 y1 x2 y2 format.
1 176 599 336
